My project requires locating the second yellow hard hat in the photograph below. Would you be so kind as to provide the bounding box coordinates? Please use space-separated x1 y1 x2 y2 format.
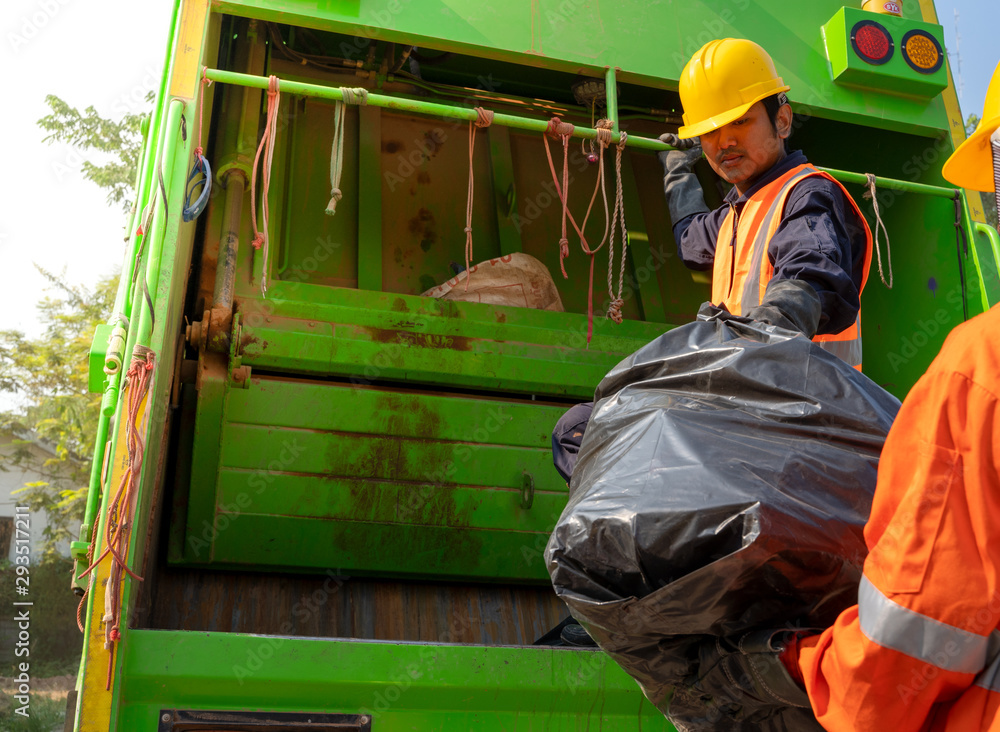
942 60 1000 192
677 38 791 139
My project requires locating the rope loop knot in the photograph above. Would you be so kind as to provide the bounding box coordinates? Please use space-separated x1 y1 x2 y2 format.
546 116 574 139
595 118 614 149
607 298 624 324
340 87 369 106
326 91 363 217
325 187 343 216
474 107 494 128
559 237 570 278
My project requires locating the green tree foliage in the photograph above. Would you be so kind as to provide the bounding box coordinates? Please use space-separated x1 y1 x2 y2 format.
965 113 999 229
0 271 117 553
0 96 149 553
37 93 150 212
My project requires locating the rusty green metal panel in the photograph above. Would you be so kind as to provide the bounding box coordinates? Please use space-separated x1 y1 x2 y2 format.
182 352 230 563
358 104 384 291
380 109 504 294
275 96 361 288
118 630 675 730
173 378 573 579
236 285 670 397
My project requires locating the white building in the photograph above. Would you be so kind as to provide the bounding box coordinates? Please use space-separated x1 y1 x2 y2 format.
0 430 74 563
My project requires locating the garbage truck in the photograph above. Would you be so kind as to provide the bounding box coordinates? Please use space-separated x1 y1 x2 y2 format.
69 0 999 729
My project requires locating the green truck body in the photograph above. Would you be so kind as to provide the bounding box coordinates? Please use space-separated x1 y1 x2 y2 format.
71 0 999 729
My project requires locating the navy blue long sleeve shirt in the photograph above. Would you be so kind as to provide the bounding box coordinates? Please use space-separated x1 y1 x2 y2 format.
672 151 869 335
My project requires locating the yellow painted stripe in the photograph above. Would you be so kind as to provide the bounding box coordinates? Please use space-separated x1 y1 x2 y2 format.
918 0 986 223
76 554 114 731
75 390 151 732
169 0 210 100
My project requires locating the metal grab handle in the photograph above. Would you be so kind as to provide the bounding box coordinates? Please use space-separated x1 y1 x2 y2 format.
521 472 535 510
974 221 1000 304
203 67 965 201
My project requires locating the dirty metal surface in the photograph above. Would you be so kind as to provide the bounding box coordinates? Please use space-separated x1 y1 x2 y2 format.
172 377 572 581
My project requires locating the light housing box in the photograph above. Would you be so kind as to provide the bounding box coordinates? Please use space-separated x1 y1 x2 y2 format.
822 7 948 98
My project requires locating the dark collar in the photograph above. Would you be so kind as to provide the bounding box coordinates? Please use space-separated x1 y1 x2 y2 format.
723 150 809 205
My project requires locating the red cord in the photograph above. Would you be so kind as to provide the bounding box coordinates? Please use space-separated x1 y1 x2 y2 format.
194 66 212 158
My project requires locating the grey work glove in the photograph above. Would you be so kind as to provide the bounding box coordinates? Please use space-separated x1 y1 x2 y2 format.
744 279 822 339
659 131 700 150
693 629 814 712
658 132 710 224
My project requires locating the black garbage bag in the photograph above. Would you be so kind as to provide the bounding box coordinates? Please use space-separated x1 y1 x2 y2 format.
545 306 900 731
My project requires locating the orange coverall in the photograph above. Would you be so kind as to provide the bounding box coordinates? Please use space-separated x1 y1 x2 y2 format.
792 304 1000 730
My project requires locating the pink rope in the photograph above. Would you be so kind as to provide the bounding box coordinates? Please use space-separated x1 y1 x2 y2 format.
464 107 494 290
542 116 614 345
194 66 213 158
250 75 281 295
543 117 575 279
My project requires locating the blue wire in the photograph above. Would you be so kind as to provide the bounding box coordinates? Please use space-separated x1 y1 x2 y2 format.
183 153 212 222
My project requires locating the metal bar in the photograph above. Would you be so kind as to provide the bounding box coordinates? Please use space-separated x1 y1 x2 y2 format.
954 193 988 315
214 175 244 310
486 125 522 256
619 154 667 323
605 67 619 135
73 412 110 590
204 67 963 200
205 67 649 146
975 221 1000 282
136 99 184 347
212 19 264 309
818 167 958 199
966 210 992 314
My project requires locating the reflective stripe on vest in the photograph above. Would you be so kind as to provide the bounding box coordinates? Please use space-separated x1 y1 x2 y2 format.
974 637 1000 692
859 575 994 676
712 164 873 369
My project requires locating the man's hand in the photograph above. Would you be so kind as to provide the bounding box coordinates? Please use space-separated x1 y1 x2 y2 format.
658 133 709 224
659 132 700 151
745 279 822 339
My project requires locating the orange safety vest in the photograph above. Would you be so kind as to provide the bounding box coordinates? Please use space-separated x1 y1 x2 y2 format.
711 163 873 369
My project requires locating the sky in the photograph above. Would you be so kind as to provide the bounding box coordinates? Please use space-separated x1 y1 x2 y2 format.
0 0 996 344
1 0 175 339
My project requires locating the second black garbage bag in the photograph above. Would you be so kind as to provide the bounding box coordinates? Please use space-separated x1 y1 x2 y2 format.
545 306 901 731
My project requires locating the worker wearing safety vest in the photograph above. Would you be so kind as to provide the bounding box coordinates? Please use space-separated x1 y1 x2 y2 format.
687 61 1000 731
661 38 873 368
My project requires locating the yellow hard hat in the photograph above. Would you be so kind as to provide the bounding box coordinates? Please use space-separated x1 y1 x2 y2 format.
942 60 1000 192
677 38 791 139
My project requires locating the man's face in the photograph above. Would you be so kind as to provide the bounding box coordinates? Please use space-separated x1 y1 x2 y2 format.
699 101 791 194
